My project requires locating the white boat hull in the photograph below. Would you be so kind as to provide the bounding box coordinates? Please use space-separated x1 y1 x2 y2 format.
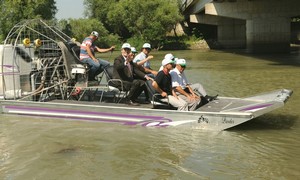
0 89 292 131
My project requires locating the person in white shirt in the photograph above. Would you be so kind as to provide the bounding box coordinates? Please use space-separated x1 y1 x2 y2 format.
170 59 201 110
133 43 157 78
170 59 217 108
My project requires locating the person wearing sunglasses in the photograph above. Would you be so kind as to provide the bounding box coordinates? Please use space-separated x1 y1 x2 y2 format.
170 59 218 109
133 43 157 78
131 46 152 103
170 59 201 110
112 43 147 106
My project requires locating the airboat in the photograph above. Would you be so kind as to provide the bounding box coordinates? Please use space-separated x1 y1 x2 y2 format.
0 19 293 130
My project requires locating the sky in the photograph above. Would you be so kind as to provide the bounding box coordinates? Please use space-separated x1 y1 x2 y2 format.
55 0 85 20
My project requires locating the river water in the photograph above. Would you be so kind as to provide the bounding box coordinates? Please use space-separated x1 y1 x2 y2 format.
1 49 299 179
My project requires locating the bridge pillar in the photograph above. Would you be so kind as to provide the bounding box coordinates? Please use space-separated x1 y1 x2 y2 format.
218 18 246 49
193 0 300 53
246 17 291 53
190 14 246 49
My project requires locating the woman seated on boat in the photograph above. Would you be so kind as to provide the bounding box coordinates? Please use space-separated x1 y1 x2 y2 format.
152 58 188 111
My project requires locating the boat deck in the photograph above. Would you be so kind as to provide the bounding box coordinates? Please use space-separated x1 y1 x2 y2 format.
198 97 260 113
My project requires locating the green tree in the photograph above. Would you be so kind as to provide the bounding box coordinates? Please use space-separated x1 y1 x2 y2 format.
0 0 57 41
84 0 117 32
58 18 120 48
85 0 183 48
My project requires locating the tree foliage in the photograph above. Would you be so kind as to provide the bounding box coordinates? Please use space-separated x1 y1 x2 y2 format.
58 18 120 48
84 0 183 48
84 0 117 31
0 0 184 48
0 0 57 41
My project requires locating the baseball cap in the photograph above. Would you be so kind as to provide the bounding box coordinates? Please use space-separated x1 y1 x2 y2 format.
91 31 99 37
175 59 186 66
122 43 131 49
142 43 151 49
131 47 137 53
162 58 174 66
164 53 175 61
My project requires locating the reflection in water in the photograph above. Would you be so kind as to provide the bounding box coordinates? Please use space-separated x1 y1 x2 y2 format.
1 50 300 179
230 114 298 130
54 147 80 154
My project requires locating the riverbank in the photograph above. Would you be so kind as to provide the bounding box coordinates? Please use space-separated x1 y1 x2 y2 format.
159 38 210 50
163 39 300 52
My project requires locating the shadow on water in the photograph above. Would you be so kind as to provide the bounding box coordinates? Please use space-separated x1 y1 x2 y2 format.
222 46 300 67
54 147 79 154
228 114 298 131
255 53 300 67
53 144 84 155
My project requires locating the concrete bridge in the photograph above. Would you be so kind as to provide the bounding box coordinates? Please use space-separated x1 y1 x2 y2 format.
181 0 300 53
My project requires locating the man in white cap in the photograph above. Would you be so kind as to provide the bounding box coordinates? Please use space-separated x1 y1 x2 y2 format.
112 43 148 106
170 59 201 110
152 58 188 111
131 46 152 103
158 53 176 71
130 47 137 55
170 59 217 106
80 31 115 81
133 43 157 77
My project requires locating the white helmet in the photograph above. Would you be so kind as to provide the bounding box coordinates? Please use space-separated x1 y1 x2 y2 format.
121 43 131 49
91 31 99 37
164 53 174 61
175 59 186 66
131 47 137 53
142 43 151 49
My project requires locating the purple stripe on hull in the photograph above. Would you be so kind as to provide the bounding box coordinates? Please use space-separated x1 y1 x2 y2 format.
240 104 273 111
22 113 136 124
21 113 164 126
4 105 173 127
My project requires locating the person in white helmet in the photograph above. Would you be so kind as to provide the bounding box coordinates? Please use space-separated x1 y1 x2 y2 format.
130 47 138 55
152 58 188 111
158 53 176 71
170 58 218 107
80 31 115 81
133 43 157 78
131 46 152 103
170 59 201 110
112 43 150 106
